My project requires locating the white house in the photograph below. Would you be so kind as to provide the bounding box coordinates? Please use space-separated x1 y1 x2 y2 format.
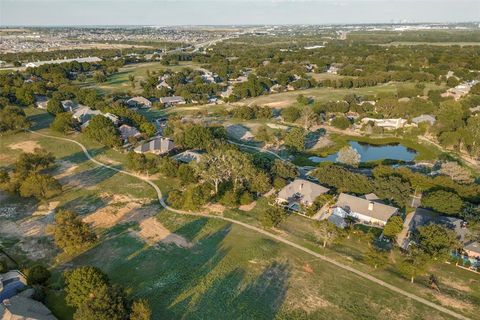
127 96 152 109
361 118 407 130
332 193 399 227
277 179 330 212
160 96 186 106
72 106 102 124
134 137 175 155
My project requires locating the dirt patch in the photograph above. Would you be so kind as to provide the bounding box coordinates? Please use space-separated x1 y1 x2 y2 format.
135 217 192 248
302 263 314 274
54 160 79 180
0 216 49 238
18 238 55 260
204 203 225 214
309 136 333 150
82 194 149 229
33 201 59 216
239 201 256 212
436 294 474 311
264 101 291 108
96 155 121 165
9 140 41 153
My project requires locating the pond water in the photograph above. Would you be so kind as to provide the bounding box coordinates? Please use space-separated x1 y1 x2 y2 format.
309 141 417 163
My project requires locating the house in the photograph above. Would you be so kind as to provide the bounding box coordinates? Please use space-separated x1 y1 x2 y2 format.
0 271 27 302
72 106 102 124
127 96 152 109
407 208 467 243
119 124 141 142
103 113 119 125
441 81 478 101
61 100 77 112
277 179 330 211
464 241 480 259
226 124 254 141
134 137 175 155
361 118 407 130
171 150 204 163
34 95 49 109
412 114 436 125
332 193 399 226
1 295 57 320
156 80 171 90
160 96 186 106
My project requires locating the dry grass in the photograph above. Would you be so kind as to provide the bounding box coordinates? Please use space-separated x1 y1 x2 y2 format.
8 140 41 153
134 216 193 248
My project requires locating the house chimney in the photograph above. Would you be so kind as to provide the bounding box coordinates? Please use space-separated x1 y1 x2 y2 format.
368 201 374 211
300 183 303 191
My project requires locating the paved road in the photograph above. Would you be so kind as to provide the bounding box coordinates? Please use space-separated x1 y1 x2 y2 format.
30 130 470 320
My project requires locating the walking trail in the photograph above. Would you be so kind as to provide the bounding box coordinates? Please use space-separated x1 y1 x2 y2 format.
30 130 470 320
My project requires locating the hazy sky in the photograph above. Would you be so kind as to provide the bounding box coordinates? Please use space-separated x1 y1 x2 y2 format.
0 0 478 26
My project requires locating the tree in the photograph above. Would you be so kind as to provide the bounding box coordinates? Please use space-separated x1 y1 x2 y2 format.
54 210 97 252
299 107 317 130
271 159 297 179
397 248 430 283
24 265 51 286
0 106 30 133
260 206 288 228
50 112 77 133
364 247 389 269
312 165 374 194
64 266 109 308
383 216 404 240
439 162 473 184
281 106 301 123
313 220 339 248
284 127 305 152
421 190 464 215
84 115 121 147
93 71 107 83
14 149 55 178
336 146 361 167
47 98 65 115
19 173 61 200
331 116 351 130
73 284 129 320
177 164 197 185
130 299 151 320
416 224 458 259
373 173 411 208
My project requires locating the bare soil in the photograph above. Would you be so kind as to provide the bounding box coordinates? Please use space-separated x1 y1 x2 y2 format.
134 217 192 248
8 140 41 153
239 201 257 212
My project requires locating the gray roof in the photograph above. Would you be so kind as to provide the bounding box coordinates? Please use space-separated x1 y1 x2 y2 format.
119 124 141 140
160 96 185 104
464 241 480 254
336 193 398 223
1 295 56 320
127 96 152 107
410 208 467 242
72 106 101 123
412 114 436 125
171 150 203 163
134 137 175 154
328 214 347 229
277 179 330 206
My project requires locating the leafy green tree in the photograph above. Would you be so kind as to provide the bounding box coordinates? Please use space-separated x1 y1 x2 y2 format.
177 164 197 185
84 115 121 147
24 265 51 286
299 107 318 130
50 112 77 133
383 216 404 240
312 165 374 194
14 149 55 178
130 299 151 320
331 116 351 130
47 98 65 115
260 206 288 228
157 157 178 177
93 71 107 83
336 146 361 167
364 247 389 269
73 284 129 320
271 159 297 179
397 248 430 283
421 190 464 215
64 266 109 308
0 106 30 133
19 173 61 200
281 106 301 122
54 210 97 253
416 224 458 259
284 127 305 151
373 175 411 208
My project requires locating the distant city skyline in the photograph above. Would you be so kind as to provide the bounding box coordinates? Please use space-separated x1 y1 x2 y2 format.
0 0 478 26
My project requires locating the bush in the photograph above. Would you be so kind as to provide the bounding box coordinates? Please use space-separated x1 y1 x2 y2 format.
25 265 51 286
331 116 351 129
239 192 254 205
220 190 239 207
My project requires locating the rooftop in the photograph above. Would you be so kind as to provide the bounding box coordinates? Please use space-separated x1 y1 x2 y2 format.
335 193 398 223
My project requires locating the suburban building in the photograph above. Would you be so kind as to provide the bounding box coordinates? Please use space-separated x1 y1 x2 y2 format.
160 96 186 106
412 114 436 125
172 150 204 163
71 106 102 124
0 271 26 302
361 118 407 130
134 137 175 155
34 95 49 109
277 179 330 211
441 81 478 101
332 193 399 227
103 112 119 125
1 295 57 320
127 96 152 109
24 56 101 68
61 100 78 112
407 208 467 243
464 241 480 259
156 80 172 90
119 124 141 142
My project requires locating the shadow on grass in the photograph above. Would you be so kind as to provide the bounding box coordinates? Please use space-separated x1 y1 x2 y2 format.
57 193 109 216
59 165 120 191
28 112 54 131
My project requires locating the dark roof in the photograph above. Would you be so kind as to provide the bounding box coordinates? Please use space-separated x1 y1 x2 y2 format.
410 208 467 242
328 214 347 229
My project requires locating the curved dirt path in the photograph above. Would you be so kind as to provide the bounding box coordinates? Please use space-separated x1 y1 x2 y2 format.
30 130 470 320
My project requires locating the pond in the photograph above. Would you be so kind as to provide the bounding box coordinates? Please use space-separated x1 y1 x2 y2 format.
309 141 417 163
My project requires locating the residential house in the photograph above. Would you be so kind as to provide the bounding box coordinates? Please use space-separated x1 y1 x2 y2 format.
407 208 467 243
277 179 330 212
464 241 480 259
1 295 57 320
160 96 186 106
61 100 77 112
361 118 407 130
0 271 27 302
34 95 49 109
127 96 152 109
226 124 254 141
156 80 171 90
441 81 478 101
332 193 399 227
412 114 436 126
72 106 102 124
119 124 141 143
134 137 175 155
103 113 119 125
172 150 204 163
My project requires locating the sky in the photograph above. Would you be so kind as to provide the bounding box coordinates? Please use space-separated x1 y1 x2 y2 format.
0 0 478 26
